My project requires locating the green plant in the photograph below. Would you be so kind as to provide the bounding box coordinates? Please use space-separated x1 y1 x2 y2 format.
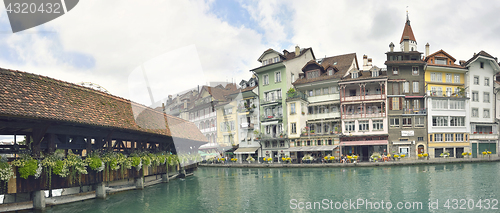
0 156 13 193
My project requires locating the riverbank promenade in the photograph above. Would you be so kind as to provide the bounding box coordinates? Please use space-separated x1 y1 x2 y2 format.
200 156 500 168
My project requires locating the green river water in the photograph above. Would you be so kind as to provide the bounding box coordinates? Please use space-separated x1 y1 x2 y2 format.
42 162 500 212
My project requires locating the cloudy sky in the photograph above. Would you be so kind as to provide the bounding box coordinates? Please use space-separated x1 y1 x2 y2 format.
0 0 499 109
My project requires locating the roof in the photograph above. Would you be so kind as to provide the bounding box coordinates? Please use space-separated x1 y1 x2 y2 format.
463 50 497 67
0 68 207 142
251 47 316 71
424 49 456 62
400 18 416 43
293 53 357 85
340 68 388 82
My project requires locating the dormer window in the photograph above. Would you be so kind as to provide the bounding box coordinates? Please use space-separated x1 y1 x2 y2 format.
328 68 333 76
241 84 246 89
352 72 359 79
436 58 446 65
262 60 269 66
274 57 280 63
306 70 320 79
250 81 255 87
372 71 379 77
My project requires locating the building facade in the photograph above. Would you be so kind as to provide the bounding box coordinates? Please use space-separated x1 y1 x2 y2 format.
385 16 427 158
424 49 470 158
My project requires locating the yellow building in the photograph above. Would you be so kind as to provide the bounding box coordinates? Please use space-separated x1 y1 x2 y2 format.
424 48 470 158
216 99 239 147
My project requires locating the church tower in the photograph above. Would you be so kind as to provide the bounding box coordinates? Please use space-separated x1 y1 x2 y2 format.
399 12 417 52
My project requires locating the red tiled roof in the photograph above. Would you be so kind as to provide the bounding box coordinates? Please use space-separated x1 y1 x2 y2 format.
400 19 416 43
293 53 357 85
0 68 207 142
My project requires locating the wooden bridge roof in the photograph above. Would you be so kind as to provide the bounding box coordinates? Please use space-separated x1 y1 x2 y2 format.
0 68 207 143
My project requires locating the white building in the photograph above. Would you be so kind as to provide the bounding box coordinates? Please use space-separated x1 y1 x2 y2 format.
463 51 500 157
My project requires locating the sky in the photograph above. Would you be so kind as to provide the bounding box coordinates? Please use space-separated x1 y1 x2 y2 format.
0 0 500 137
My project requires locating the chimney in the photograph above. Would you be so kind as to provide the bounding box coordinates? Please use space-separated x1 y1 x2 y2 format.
403 36 410 52
425 43 430 57
295 45 300 56
459 60 466 66
363 55 368 66
162 102 165 111
367 58 372 66
389 42 394 52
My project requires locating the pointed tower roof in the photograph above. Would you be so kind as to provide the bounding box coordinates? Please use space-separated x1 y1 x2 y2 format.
399 14 416 44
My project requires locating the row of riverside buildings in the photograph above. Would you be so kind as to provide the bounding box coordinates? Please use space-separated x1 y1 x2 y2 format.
164 16 500 162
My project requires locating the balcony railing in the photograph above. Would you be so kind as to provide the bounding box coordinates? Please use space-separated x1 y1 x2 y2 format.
261 114 283 122
427 91 467 98
402 108 427 115
342 94 386 102
261 97 282 105
300 131 339 136
286 91 307 102
344 112 384 119
237 106 255 113
240 123 254 129
261 133 287 139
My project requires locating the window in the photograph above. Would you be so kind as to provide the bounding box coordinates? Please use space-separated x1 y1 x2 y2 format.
432 99 447 109
485 77 490 86
277 89 282 99
456 134 464 142
418 137 424 141
224 108 232 115
450 117 465 126
323 87 329 95
390 118 400 127
480 62 484 68
412 67 419 75
307 70 320 79
359 121 369 131
275 71 281 83
392 97 399 110
445 73 452 83
449 100 465 109
402 118 412 127
315 89 321 96
432 116 448 126
273 56 279 63
373 120 383 130
331 86 339 93
392 67 399 75
308 90 313 97
431 72 442 82
413 99 420 110
352 72 359 78
484 109 490 118
474 76 479 85
415 117 425 127
472 108 478 117
435 134 443 142
290 103 296 114
328 69 333 76
403 82 410 93
345 121 355 132
412 81 419 93
484 92 490 103
446 87 452 96
263 74 269 85
454 74 460 83
291 123 296 134
436 59 446 65
372 70 379 77
472 91 479 102
445 134 453 142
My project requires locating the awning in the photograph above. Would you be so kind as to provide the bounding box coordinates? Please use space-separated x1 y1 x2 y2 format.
339 140 388 146
234 147 259 154
287 145 338 152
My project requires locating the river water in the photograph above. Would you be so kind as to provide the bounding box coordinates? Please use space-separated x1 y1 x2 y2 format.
43 162 500 212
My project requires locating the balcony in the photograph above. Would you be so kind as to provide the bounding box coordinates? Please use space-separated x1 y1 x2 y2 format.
342 94 386 102
402 108 427 115
261 133 287 140
470 132 498 140
240 123 254 129
427 91 467 98
344 112 384 119
261 114 283 122
237 106 255 113
308 93 340 103
301 131 339 136
261 97 282 105
308 112 341 120
286 91 308 102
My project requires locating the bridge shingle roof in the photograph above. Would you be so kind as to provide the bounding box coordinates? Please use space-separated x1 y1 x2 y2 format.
0 68 207 143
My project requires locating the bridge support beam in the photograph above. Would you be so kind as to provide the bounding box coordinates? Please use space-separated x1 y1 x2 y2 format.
135 177 144 190
32 190 46 210
95 182 106 199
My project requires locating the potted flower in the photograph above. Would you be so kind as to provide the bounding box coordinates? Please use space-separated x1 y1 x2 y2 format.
440 152 450 158
423 153 429 160
370 152 381 162
329 156 335 162
231 158 238 162
400 154 406 159
310 130 315 135
393 154 400 161
246 156 255 164
302 155 313 164
334 126 338 134
301 111 305 115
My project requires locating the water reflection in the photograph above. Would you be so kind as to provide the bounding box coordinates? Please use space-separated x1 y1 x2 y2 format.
41 162 500 212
